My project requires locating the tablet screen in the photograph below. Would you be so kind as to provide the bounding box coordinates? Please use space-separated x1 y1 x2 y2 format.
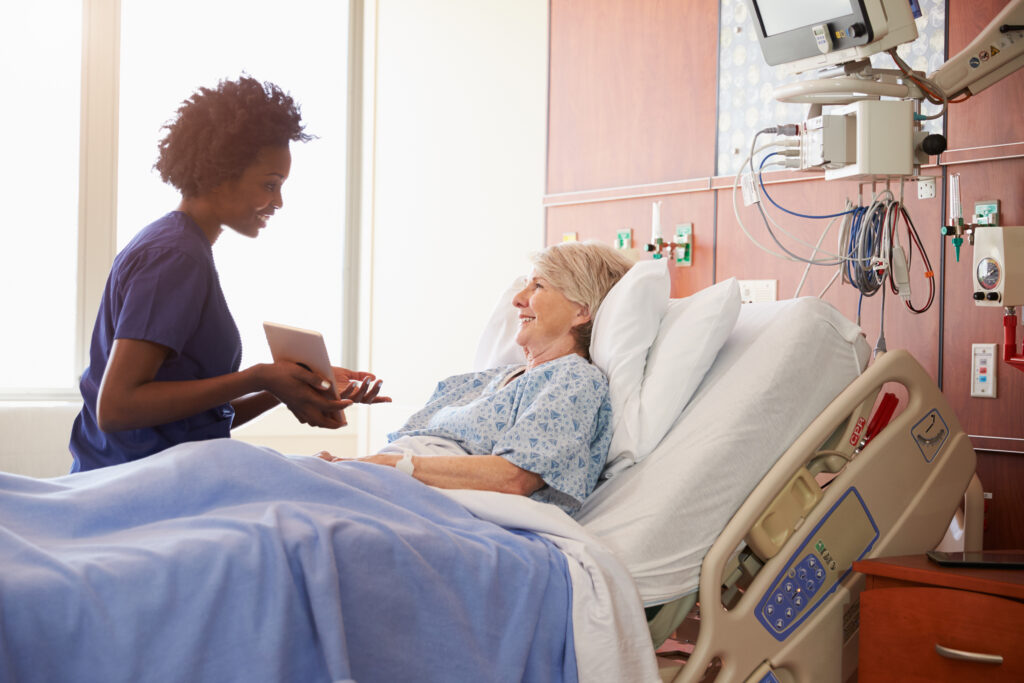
263 321 338 397
926 550 1024 569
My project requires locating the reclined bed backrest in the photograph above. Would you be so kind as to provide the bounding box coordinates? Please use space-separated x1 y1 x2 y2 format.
577 296 871 605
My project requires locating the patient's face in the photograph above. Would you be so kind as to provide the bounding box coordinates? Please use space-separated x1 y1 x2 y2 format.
512 273 589 364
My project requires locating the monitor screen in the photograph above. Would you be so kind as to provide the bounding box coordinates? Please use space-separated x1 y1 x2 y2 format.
747 0 874 67
758 0 856 37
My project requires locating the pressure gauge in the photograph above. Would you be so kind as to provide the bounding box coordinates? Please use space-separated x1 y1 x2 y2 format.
976 257 1001 291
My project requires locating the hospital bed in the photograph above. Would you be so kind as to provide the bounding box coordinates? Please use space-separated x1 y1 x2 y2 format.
573 278 979 682
0 269 978 683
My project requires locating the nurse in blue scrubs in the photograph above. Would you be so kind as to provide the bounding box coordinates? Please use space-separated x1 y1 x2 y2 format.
70 76 387 472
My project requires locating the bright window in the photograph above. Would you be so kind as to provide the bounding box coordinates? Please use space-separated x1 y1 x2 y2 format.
117 0 351 371
0 1 352 400
0 3 82 392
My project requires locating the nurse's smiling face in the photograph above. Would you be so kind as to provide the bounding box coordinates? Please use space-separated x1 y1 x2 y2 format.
512 273 591 368
211 144 292 239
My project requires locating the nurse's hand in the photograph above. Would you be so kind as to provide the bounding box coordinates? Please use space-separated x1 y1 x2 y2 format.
260 361 353 428
333 367 392 405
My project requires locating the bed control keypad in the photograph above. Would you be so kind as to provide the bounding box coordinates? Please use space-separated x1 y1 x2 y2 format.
756 487 879 641
761 554 828 631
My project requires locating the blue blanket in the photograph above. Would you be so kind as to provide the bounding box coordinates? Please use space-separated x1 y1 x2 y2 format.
0 439 577 683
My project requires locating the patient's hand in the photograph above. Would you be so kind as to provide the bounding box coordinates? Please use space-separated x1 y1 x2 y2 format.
316 451 368 464
333 367 392 405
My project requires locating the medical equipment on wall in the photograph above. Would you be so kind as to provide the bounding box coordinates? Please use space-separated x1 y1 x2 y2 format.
973 225 1024 374
643 201 694 266
735 0 1024 352
741 0 1024 178
733 128 936 351
747 0 1024 107
942 172 1024 374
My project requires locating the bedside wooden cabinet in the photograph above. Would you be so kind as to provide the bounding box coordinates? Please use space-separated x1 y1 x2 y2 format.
853 554 1024 682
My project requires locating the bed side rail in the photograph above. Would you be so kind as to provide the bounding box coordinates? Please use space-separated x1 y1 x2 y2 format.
670 349 977 683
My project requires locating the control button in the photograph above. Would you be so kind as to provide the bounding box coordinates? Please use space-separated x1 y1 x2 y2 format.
784 580 796 595
974 292 986 300
805 580 818 595
774 592 785 604
793 594 805 609
797 567 808 581
784 607 795 620
765 604 775 617
775 618 785 630
847 22 866 38
986 292 1001 301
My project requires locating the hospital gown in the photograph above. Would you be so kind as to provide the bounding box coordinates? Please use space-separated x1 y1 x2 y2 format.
388 353 612 515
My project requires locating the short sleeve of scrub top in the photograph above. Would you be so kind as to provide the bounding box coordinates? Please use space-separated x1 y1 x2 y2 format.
69 212 242 472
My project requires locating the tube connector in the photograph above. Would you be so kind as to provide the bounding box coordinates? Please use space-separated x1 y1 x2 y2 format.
891 245 911 301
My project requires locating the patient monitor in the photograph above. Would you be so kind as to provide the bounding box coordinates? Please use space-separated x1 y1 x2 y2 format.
744 0 1024 179
747 0 1024 105
747 0 919 76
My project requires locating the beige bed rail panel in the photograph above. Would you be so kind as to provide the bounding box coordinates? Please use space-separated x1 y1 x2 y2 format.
671 349 977 683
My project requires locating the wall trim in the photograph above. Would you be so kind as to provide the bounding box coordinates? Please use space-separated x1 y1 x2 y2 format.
940 141 1024 166
542 142 1022 208
970 434 1024 455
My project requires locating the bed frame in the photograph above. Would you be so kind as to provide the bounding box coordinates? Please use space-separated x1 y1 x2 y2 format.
655 349 980 682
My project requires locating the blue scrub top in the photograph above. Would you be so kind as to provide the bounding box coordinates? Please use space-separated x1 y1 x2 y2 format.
70 212 242 471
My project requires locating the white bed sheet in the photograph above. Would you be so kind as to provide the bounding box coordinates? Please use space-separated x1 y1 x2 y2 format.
441 489 661 683
576 297 871 605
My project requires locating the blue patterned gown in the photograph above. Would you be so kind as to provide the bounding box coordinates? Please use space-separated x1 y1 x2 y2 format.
387 354 612 515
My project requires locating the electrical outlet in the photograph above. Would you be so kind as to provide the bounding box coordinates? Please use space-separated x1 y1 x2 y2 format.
674 224 693 266
738 279 778 303
917 176 936 200
971 343 998 398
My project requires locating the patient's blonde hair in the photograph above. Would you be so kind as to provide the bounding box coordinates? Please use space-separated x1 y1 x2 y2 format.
531 241 635 358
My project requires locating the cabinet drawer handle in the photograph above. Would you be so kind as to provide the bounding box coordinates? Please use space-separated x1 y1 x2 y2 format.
934 644 1003 665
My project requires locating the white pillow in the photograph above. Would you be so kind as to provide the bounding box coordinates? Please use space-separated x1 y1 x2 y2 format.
472 276 528 370
589 260 672 468
600 277 742 478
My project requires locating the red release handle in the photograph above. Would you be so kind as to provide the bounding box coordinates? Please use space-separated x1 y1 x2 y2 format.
1004 313 1024 374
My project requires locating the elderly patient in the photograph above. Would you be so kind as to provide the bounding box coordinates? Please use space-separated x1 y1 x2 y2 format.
322 241 633 515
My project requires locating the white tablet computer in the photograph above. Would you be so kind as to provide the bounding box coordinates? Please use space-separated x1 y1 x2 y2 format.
263 322 338 398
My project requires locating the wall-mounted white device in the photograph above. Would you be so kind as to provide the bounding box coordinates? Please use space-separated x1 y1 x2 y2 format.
972 227 1024 308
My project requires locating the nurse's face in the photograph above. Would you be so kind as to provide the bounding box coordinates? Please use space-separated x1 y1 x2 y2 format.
213 144 292 238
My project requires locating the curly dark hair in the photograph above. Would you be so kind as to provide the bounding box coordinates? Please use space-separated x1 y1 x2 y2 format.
155 76 313 198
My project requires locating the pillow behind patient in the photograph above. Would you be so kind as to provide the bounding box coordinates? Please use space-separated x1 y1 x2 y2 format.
472 275 528 370
593 268 741 476
589 260 671 470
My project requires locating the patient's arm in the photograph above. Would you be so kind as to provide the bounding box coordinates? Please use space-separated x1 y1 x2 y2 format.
351 454 545 497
